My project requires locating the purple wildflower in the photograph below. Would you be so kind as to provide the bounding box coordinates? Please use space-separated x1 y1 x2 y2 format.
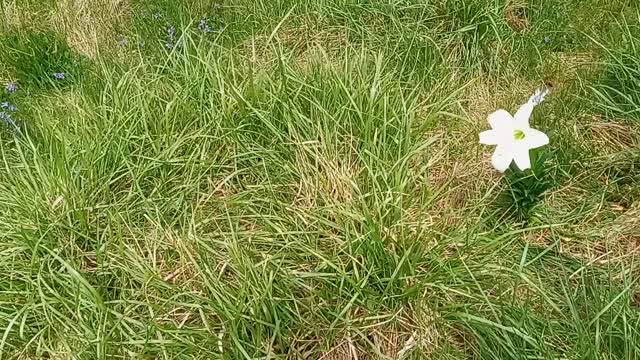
543 37 552 44
199 19 213 33
5 83 17 93
153 11 161 20
53 72 65 80
0 111 17 129
168 26 176 40
1 102 16 112
165 42 173 50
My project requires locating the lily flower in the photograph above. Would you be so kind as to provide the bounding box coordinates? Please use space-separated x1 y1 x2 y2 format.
480 88 550 172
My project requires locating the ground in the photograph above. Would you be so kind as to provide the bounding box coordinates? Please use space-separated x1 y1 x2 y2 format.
0 0 639 359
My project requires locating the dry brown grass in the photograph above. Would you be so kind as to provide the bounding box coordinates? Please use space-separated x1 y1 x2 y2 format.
505 1 530 33
236 16 347 76
117 226 208 294
292 302 442 360
2 0 130 58
544 51 599 91
530 167 640 266
540 114 640 265
580 118 639 155
604 206 640 259
317 315 438 360
526 221 640 267
51 0 130 58
320 338 369 360
427 151 499 231
293 143 360 210
1 0 49 30
465 76 543 124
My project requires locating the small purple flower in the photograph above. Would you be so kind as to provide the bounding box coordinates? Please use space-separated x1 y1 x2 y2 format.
53 72 65 80
0 111 17 129
199 19 212 33
153 11 161 20
168 26 176 39
5 83 17 93
543 37 552 44
165 42 173 50
1 102 17 112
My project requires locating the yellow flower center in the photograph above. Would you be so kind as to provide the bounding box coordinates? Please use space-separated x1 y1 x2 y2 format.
513 129 526 141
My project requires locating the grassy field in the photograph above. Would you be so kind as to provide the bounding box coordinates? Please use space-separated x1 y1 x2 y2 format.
1 0 639 358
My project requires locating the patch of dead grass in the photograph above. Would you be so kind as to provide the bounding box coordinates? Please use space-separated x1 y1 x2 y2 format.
544 51 599 91
427 153 499 231
237 16 347 74
531 179 640 265
117 226 210 294
288 303 442 360
293 143 360 210
319 337 369 360
606 207 640 257
532 111 640 264
317 314 439 360
2 0 130 59
1 0 50 30
505 1 530 33
51 0 130 58
465 77 541 125
580 117 639 155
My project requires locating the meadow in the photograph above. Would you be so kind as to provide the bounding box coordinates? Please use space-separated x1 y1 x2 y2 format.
1 0 639 358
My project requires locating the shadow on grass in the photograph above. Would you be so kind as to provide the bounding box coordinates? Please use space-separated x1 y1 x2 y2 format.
0 31 87 90
491 151 557 223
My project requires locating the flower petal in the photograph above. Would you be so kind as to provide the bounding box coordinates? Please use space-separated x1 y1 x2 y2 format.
514 88 549 128
513 102 533 128
479 130 500 145
512 147 532 171
491 145 512 172
488 110 514 132
523 128 549 149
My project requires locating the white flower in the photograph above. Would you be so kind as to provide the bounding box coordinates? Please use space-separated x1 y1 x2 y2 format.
479 88 550 172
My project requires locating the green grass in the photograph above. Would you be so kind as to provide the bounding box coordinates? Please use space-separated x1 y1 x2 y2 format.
0 31 86 90
1 0 640 359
